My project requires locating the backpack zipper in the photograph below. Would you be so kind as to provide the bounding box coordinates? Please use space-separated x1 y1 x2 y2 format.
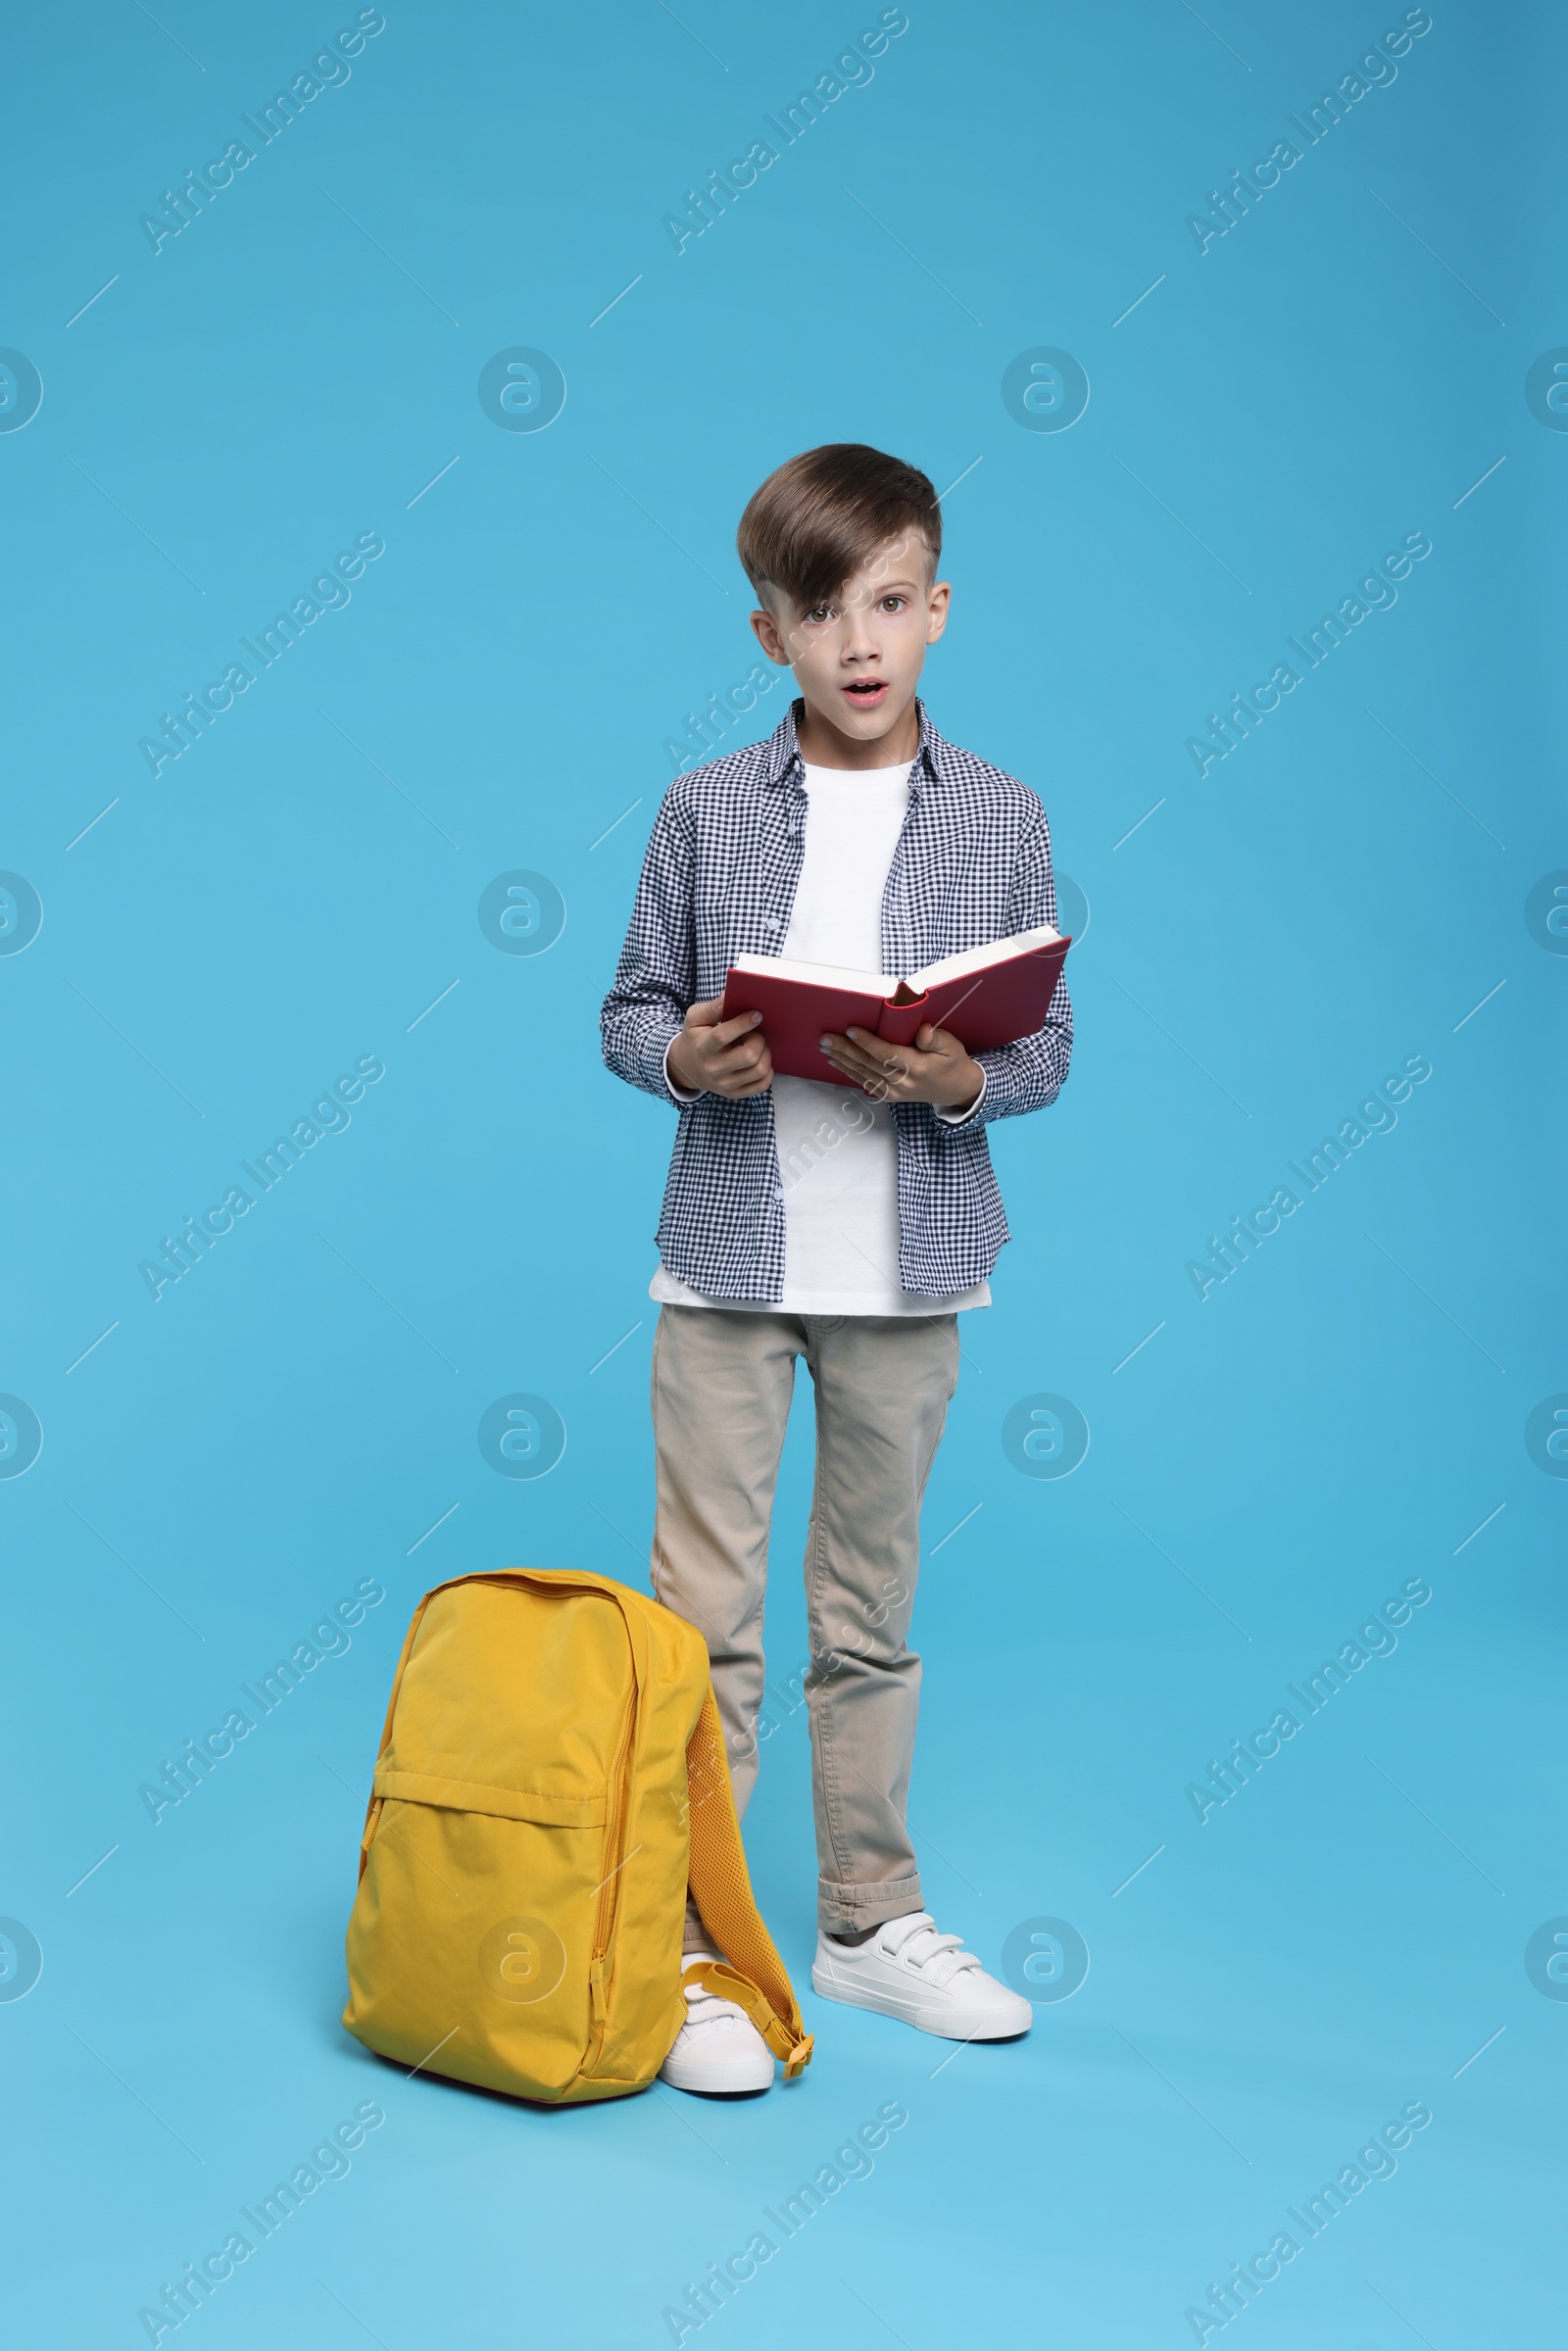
585 1682 639 2067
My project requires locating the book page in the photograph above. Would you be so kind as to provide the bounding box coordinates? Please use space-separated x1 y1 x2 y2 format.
729 951 896 993
908 923 1061 992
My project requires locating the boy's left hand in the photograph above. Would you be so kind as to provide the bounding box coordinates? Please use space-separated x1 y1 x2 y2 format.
819 1022 984 1113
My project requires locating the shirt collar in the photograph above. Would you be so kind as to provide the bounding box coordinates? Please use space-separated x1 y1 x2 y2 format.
762 698 946 794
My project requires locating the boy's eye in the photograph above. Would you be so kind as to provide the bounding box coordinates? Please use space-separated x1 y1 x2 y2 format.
879 596 906 612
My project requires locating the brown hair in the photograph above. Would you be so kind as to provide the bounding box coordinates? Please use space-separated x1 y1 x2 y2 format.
736 443 941 610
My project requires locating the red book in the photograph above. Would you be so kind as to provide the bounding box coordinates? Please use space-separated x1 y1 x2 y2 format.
719 924 1071 1083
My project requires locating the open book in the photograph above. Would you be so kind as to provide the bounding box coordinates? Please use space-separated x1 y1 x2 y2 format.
718 923 1071 1084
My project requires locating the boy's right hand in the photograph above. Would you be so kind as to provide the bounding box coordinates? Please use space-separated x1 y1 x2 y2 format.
666 998 773 1098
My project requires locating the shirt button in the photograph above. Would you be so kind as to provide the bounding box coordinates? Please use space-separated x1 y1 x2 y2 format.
771 1187 784 1202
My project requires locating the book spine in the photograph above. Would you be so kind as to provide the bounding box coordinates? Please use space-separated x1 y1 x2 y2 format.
875 994 930 1046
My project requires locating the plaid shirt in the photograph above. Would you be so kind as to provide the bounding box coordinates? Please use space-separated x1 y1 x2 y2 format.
600 699 1073 1299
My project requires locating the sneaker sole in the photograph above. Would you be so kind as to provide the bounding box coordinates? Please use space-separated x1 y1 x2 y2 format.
658 2056 776 2094
811 1961 1030 2040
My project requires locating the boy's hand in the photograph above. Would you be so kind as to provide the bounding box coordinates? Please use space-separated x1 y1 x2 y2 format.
667 998 774 1098
819 1022 984 1114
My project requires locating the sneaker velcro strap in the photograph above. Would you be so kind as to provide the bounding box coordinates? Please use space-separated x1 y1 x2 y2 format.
681 1960 814 2079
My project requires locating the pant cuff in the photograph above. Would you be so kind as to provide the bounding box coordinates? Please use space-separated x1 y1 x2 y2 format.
816 1873 923 1936
682 1897 711 1957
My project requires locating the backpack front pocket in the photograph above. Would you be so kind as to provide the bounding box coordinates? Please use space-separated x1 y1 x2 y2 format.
346 1795 604 2100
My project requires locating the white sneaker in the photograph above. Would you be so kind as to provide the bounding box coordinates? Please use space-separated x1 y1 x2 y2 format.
811 1912 1032 2040
658 1953 776 2094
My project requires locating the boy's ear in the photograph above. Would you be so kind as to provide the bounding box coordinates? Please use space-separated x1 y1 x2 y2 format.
750 603 795 666
924 579 953 644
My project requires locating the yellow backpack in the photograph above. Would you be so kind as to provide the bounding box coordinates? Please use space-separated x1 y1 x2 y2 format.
341 1568 812 2103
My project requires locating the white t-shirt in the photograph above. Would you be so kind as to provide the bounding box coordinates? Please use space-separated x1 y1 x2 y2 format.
651 759 991 1316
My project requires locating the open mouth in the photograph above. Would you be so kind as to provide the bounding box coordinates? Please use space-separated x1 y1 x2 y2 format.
842 679 889 707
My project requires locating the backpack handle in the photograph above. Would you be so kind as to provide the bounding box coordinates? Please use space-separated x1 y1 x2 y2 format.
683 1688 813 2079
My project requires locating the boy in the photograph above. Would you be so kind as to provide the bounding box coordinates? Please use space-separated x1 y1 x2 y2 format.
601 444 1072 2091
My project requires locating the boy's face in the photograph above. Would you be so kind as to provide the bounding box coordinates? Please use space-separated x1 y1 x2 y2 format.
750 532 950 763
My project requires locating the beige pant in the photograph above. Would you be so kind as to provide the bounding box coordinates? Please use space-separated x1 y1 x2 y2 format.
650 1303 960 1940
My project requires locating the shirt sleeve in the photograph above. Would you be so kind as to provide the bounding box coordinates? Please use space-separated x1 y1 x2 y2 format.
934 1066 988 1126
600 784 697 1107
663 1038 702 1103
932 803 1073 1135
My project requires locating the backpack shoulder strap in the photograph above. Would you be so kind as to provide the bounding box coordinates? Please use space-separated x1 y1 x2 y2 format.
683 1687 813 2079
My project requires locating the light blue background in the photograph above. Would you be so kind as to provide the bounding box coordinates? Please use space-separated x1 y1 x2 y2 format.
3 3 1562 2344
